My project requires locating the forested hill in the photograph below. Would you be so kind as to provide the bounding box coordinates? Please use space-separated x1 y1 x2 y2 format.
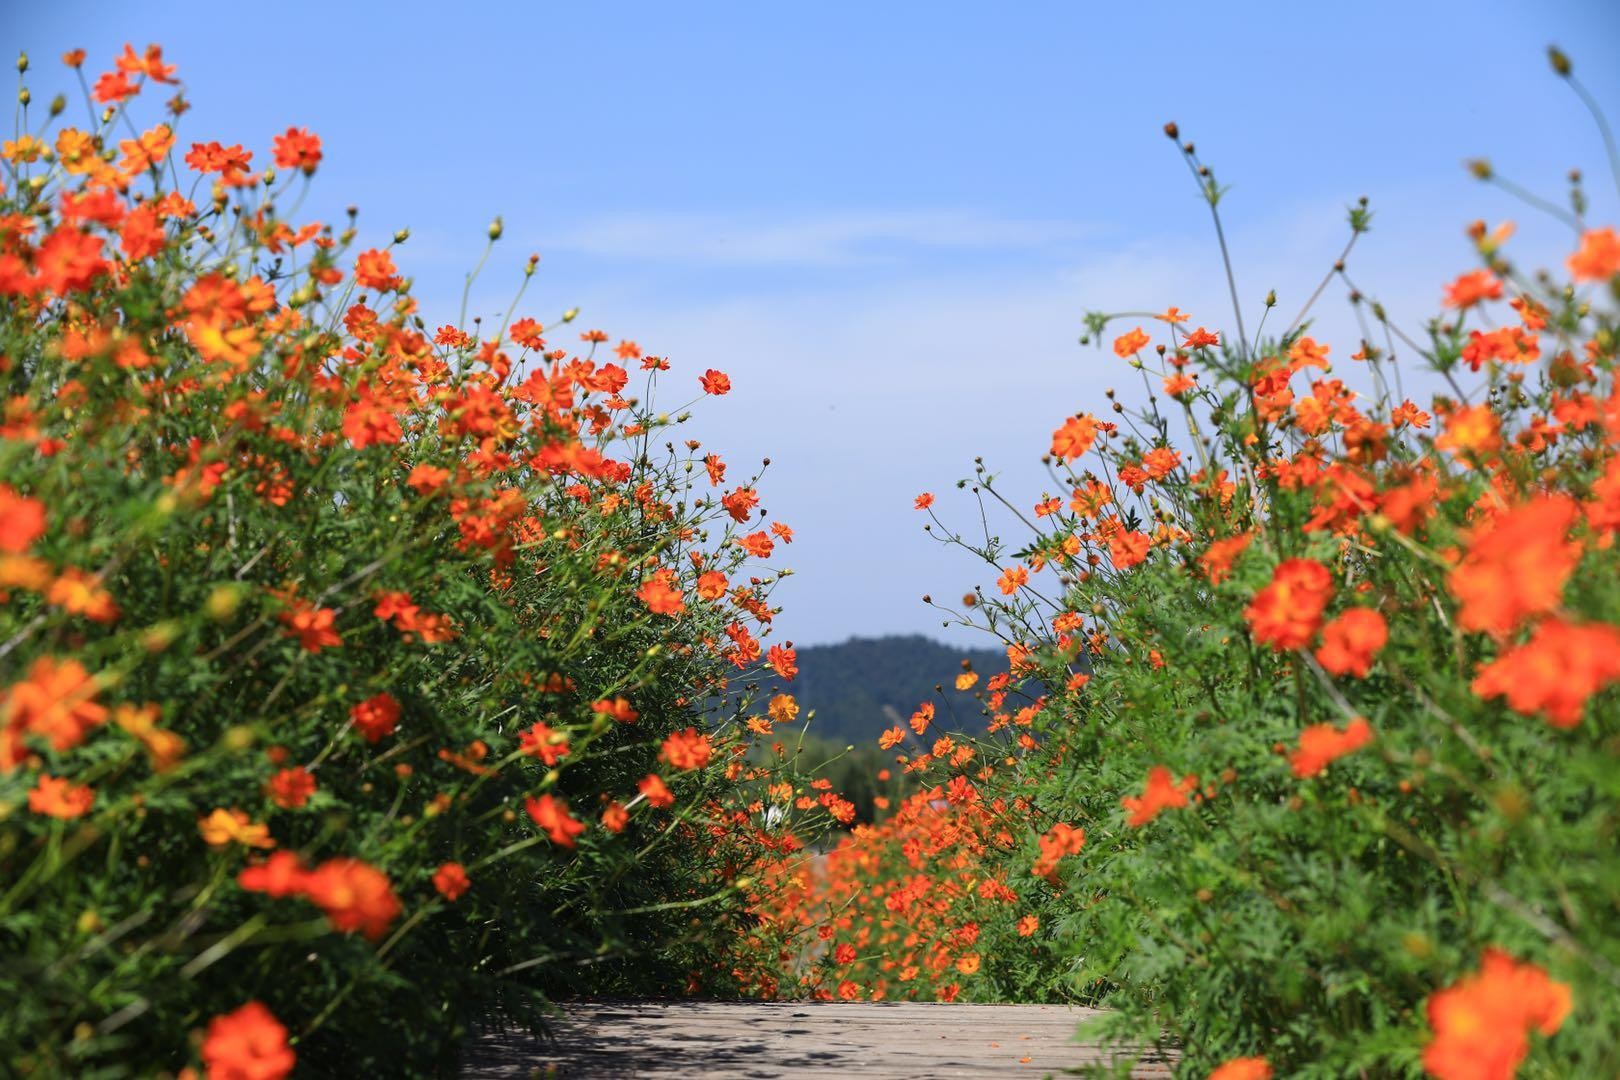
749 634 1010 742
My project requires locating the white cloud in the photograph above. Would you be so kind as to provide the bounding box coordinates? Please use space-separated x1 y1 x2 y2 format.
537 209 1100 266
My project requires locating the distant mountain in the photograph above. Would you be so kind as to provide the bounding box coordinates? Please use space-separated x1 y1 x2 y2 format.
738 634 1009 743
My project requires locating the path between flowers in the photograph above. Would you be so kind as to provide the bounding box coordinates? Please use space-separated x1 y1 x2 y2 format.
463 1001 1175 1078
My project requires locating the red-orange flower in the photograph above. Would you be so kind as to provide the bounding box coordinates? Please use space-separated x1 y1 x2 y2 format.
0 485 46 553
1422 949 1570 1080
519 721 571 765
270 126 322 173
201 1001 296 1080
638 773 675 808
1031 821 1086 876
238 851 309 898
1122 765 1197 827
1208 1059 1272 1080
302 858 401 939
1113 327 1149 357
1314 608 1388 677
267 766 316 809
699 369 731 395
353 248 401 292
349 692 401 743
637 570 686 616
1200 531 1253 584
27 774 94 818
1471 618 1620 728
1289 716 1374 778
1567 226 1620 281
279 601 341 652
1442 269 1502 309
1244 558 1333 651
432 862 470 902
660 727 712 770
525 793 587 848
2 656 108 770
1447 496 1579 636
1050 414 1100 460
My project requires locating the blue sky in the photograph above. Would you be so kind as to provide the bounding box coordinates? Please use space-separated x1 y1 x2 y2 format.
12 1 1620 645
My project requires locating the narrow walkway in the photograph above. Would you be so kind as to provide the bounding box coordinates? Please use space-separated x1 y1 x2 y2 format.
464 1000 1175 1078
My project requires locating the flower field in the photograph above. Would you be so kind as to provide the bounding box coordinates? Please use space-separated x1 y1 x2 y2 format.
5 37 1620 1080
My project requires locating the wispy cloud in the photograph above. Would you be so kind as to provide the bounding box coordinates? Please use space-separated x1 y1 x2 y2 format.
539 210 1099 266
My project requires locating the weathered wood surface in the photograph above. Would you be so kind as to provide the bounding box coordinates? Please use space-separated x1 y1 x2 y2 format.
463 1000 1175 1078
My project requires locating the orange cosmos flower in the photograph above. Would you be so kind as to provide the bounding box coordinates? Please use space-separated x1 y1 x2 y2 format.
1016 914 1039 937
1244 558 1334 651
199 808 275 849
699 369 731 394
406 464 451 494
432 862 470 902
0 485 46 553
1434 404 1501 459
270 126 322 173
1314 608 1388 677
46 568 119 623
1050 414 1100 460
1442 269 1502 309
28 774 94 818
238 851 309 897
114 703 185 772
1447 496 1579 636
660 727 712 770
267 766 316 809
878 726 905 750
1289 716 1374 778
1108 530 1152 570
1113 327 1150 357
349 692 401 743
519 721 571 765
1200 531 1253 584
637 570 686 616
201 1001 296 1080
1122 766 1197 827
1031 822 1086 876
1471 618 1620 728
302 858 401 939
768 693 800 725
2 655 109 770
638 773 675 808
525 793 587 848
601 802 629 832
768 644 798 680
914 492 934 510
1422 949 1570 1080
1567 226 1620 281
1208 1059 1271 1080
909 702 934 736
278 601 342 652
353 248 401 292
996 566 1028 594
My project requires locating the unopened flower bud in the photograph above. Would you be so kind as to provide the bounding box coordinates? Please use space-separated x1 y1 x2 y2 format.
1467 158 1493 180
394 228 410 244
1163 121 1179 140
1547 46 1571 77
1264 290 1277 307
18 88 29 107
562 307 579 322
488 216 503 240
49 93 65 117
16 52 27 74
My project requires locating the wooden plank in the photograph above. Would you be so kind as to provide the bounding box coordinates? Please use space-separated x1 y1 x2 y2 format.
464 1001 1176 1078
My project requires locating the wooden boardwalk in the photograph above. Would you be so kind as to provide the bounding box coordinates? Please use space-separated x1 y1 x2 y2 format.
464 1000 1175 1078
